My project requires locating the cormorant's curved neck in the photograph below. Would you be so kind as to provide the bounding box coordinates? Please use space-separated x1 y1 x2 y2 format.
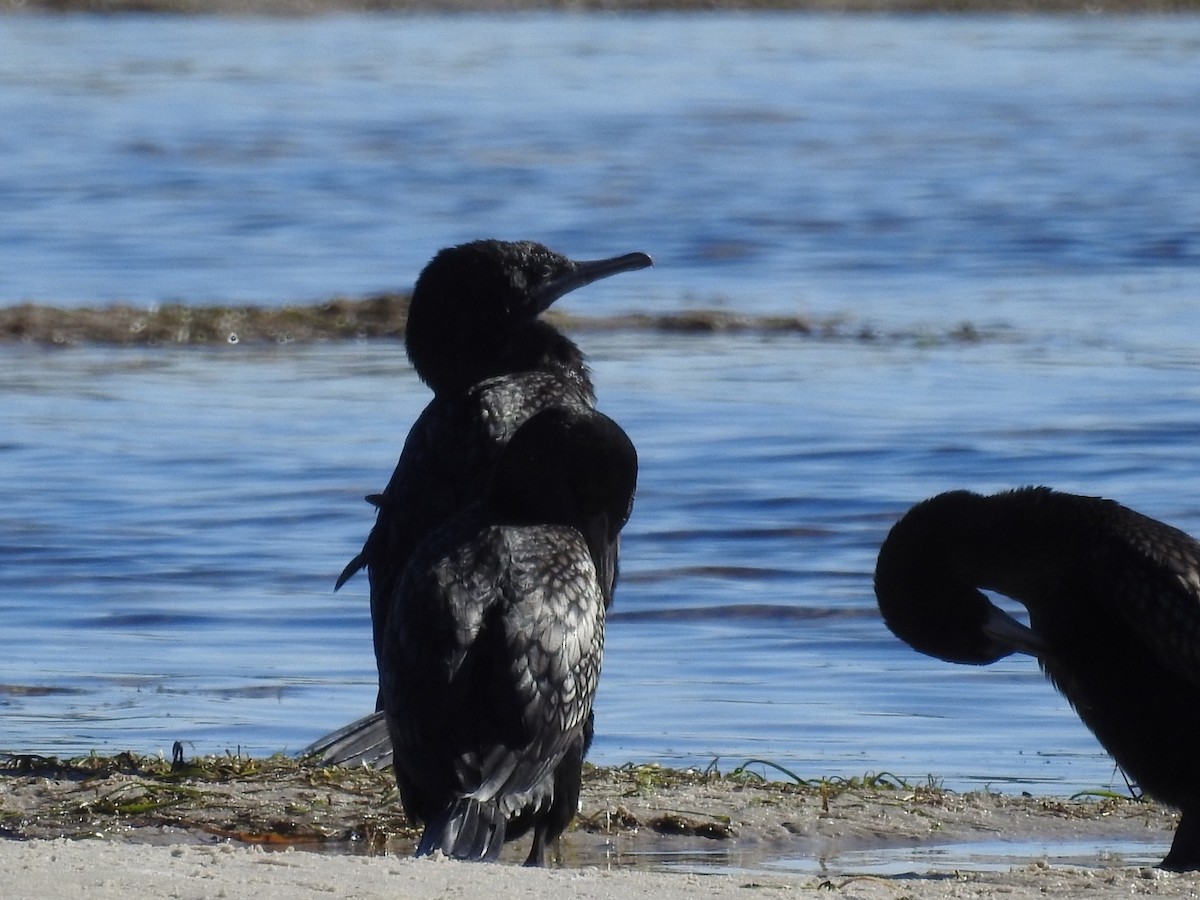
874 488 1062 665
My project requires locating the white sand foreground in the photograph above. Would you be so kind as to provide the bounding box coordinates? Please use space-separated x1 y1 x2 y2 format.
3 837 1200 900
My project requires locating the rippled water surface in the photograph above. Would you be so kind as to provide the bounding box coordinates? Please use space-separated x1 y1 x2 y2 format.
2 11 1200 801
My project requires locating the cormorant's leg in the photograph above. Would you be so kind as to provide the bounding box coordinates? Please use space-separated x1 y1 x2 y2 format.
523 827 547 867
1161 809 1200 872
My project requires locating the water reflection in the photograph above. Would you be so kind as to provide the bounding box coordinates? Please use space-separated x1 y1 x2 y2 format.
768 838 1166 876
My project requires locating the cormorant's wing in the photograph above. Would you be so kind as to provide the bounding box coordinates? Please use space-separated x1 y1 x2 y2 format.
458 527 604 817
1089 498 1200 690
322 375 598 777
338 374 597 661
413 525 602 815
379 518 603 861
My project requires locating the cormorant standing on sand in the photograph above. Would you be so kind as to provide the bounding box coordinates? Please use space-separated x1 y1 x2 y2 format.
306 241 650 767
874 486 1200 871
383 405 638 865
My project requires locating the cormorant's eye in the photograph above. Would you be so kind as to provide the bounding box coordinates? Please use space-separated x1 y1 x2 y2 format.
536 264 554 283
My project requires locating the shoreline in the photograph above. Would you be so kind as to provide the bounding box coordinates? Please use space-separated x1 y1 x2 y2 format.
2 754 1197 897
0 752 1171 853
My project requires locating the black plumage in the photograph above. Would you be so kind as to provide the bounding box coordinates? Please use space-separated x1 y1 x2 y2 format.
305 240 649 772
383 406 638 864
337 240 650 680
874 486 1200 871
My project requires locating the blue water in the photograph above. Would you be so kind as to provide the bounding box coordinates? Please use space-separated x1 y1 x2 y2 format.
2 12 1200 799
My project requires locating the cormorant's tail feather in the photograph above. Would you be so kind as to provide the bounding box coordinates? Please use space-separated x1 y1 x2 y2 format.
416 798 506 862
299 711 393 769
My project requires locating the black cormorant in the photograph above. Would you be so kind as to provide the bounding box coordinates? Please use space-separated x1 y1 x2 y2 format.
383 405 638 864
340 240 649 661
306 241 649 767
874 486 1200 871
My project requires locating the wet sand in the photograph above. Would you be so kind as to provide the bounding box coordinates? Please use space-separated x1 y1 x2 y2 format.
2 754 1197 897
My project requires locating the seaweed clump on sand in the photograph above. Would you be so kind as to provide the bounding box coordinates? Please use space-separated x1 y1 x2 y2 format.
0 752 1174 866
0 749 414 849
0 296 410 347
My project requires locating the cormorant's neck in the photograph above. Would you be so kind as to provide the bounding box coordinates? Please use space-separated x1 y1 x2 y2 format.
408 319 593 399
490 321 594 402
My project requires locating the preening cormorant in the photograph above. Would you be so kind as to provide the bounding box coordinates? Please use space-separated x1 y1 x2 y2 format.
383 405 638 865
874 486 1200 871
306 241 650 768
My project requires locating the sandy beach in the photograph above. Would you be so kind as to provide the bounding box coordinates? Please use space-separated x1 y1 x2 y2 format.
4 839 1198 900
2 754 1199 898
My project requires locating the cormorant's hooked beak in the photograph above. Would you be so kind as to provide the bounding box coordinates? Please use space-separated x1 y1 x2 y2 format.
982 605 1049 660
532 251 653 314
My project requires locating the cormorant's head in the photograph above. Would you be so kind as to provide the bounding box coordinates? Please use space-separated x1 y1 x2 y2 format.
874 491 1045 665
404 240 652 395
